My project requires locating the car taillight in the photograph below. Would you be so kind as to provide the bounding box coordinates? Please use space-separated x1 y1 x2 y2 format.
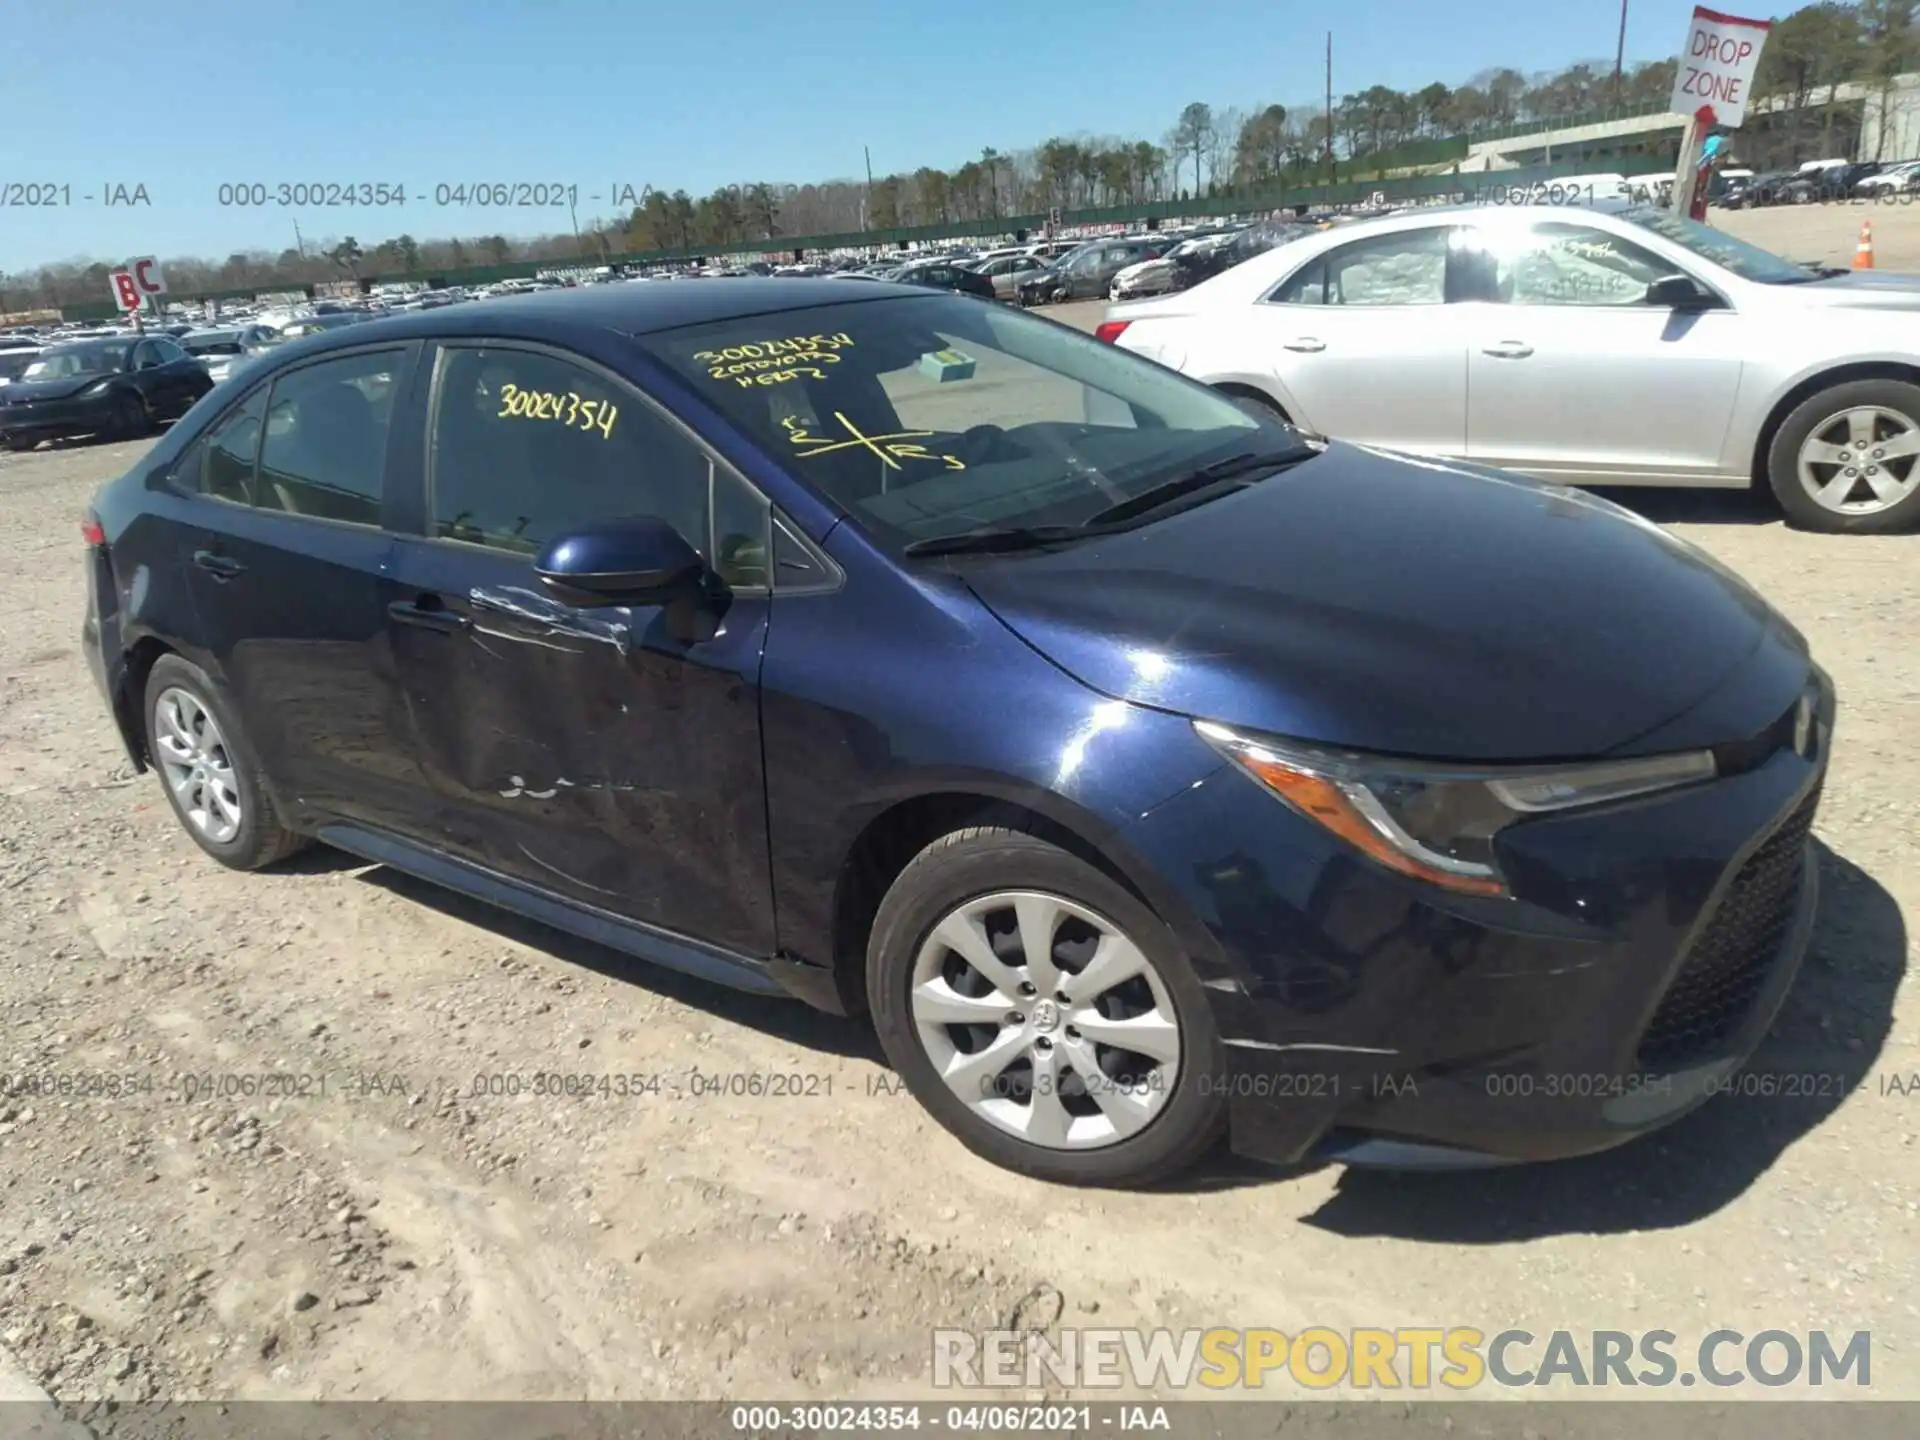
80 511 105 547
1094 320 1131 345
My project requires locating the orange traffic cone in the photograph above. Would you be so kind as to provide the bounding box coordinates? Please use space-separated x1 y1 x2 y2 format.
1854 219 1876 270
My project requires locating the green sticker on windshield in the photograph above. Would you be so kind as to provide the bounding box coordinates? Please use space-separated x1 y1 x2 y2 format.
918 348 976 383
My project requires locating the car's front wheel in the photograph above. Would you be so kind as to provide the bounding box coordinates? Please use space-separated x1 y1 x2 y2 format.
1767 378 1920 533
867 826 1227 1186
145 655 309 869
109 391 149 441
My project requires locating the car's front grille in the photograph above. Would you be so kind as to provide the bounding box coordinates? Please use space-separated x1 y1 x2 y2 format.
1635 789 1819 1072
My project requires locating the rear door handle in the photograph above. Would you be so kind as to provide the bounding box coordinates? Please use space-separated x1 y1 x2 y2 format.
1283 337 1327 353
192 549 244 580
1482 341 1535 359
387 598 469 634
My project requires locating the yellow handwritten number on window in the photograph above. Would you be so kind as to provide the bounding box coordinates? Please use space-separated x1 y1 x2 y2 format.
495 381 617 438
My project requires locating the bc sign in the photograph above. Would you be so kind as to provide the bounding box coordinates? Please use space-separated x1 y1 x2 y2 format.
131 256 167 296
108 270 141 311
1671 6 1772 128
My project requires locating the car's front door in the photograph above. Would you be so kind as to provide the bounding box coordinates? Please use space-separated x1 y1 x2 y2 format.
1462 219 1748 484
1246 224 1469 454
170 342 435 835
379 341 778 957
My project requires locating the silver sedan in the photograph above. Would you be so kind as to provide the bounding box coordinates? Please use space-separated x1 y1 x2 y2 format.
1102 200 1920 533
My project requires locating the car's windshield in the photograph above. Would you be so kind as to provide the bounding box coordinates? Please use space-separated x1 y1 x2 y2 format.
635 292 1306 551
1619 205 1817 284
22 341 129 380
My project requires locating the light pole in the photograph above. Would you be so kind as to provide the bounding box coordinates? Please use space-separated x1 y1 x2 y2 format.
1613 0 1629 108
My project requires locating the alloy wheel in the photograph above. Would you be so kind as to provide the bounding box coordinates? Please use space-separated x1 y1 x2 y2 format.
908 890 1182 1150
153 687 244 844
1796 405 1920 516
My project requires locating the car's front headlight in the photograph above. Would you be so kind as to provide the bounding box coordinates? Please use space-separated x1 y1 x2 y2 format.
1194 720 1717 898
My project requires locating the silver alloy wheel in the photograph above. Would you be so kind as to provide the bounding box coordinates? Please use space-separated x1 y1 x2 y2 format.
1796 405 1920 515
153 687 243 844
909 890 1182 1150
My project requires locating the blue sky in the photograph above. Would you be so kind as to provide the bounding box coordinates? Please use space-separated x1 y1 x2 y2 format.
2 0 1707 273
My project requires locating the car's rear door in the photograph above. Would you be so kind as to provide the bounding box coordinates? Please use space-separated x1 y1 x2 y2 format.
376 340 779 957
1240 223 1471 454
1461 218 1747 485
171 341 438 835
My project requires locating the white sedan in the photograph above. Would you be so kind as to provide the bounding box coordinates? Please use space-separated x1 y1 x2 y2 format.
1098 201 1920 533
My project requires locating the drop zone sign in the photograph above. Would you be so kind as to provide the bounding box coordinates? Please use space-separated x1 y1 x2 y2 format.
1671 6 1772 128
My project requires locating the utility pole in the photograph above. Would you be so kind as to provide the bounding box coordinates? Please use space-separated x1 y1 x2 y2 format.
864 146 875 232
1612 0 1630 108
1324 32 1335 186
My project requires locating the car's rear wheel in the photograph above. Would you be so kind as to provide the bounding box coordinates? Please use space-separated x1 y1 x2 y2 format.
1767 379 1920 533
1 436 36 452
867 826 1226 1187
145 655 308 870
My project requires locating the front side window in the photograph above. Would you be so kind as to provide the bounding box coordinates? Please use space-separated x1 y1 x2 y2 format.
1272 228 1451 306
1482 223 1675 306
427 346 713 565
634 292 1291 552
256 349 402 525
174 388 267 504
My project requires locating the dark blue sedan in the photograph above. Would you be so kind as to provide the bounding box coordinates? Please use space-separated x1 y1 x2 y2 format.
79 280 1832 1186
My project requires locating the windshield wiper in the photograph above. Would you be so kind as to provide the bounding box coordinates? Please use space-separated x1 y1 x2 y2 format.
902 523 1091 558
1082 449 1312 528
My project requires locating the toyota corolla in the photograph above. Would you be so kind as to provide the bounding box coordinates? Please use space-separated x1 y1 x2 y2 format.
81 281 1830 1186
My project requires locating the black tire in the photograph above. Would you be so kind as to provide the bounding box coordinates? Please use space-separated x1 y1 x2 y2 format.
1 436 36 453
867 826 1227 1187
109 391 149 441
1766 378 1920 534
144 654 308 870
1216 385 1289 425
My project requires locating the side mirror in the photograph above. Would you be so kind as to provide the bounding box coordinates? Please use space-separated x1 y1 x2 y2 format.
1646 274 1716 310
534 517 705 607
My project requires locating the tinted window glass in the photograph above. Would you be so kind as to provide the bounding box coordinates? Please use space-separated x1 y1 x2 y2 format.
428 346 711 558
130 342 160 370
633 293 1283 552
176 389 266 503
255 350 401 525
154 339 189 363
711 466 771 590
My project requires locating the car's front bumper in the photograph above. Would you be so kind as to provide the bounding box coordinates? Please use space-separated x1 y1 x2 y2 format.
1124 675 1833 1169
0 392 115 442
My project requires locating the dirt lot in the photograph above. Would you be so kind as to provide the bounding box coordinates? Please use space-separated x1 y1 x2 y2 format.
0 257 1916 1414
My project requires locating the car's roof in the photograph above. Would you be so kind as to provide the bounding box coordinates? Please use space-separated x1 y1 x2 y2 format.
272 277 920 356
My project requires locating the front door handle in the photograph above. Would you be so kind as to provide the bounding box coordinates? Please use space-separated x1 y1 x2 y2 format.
1283 337 1327 353
1482 341 1535 359
192 549 244 580
387 598 469 634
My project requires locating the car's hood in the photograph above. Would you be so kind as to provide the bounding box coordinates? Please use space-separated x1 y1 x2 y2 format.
1115 257 1171 283
961 443 1803 763
0 375 110 403
1775 271 1920 309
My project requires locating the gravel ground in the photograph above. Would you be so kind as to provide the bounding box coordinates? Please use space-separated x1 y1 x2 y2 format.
0 297 1915 1416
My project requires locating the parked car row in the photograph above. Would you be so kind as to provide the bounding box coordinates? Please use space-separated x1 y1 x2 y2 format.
1715 157 1920 208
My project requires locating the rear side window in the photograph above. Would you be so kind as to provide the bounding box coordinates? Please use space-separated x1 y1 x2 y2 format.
255 350 403 526
1272 228 1452 306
